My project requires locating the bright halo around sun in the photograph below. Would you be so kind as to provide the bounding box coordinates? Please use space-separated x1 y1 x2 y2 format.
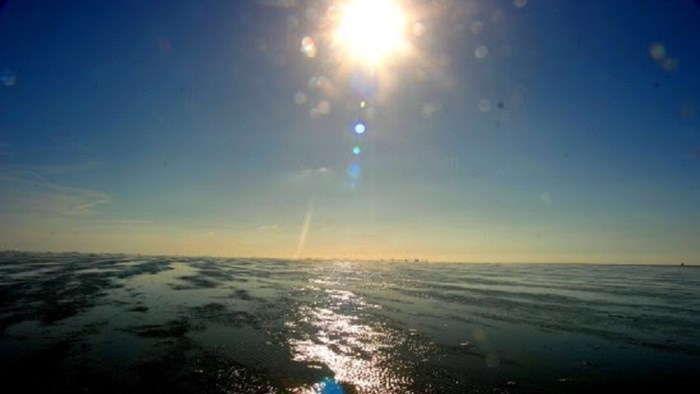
334 0 408 66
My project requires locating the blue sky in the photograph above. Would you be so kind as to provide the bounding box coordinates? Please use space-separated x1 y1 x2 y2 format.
1 0 699 263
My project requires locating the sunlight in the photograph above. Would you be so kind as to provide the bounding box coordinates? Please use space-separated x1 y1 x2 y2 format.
334 0 408 66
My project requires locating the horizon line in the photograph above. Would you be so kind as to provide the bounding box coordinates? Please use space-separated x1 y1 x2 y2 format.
0 248 694 267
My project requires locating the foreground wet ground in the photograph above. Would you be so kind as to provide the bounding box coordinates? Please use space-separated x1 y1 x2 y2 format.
1 252 698 393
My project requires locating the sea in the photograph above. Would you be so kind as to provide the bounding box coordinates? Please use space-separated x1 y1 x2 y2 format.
1 252 698 393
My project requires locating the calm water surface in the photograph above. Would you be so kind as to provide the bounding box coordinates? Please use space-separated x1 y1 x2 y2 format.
1 252 698 393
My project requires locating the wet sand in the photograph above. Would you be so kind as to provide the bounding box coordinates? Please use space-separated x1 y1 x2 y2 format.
1 252 698 393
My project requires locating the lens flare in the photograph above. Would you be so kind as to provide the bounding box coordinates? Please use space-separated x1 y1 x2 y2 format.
301 36 318 58
352 146 361 155
348 162 362 178
353 122 366 134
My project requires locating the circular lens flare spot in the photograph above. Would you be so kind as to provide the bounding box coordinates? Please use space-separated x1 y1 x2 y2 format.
354 122 366 134
294 91 308 106
301 36 317 58
649 42 666 61
348 162 362 179
353 146 362 155
478 99 492 112
1 68 17 87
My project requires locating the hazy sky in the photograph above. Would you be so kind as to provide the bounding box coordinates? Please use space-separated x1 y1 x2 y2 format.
1 0 699 263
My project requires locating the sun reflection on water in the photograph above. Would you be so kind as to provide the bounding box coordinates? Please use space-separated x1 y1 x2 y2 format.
288 286 413 393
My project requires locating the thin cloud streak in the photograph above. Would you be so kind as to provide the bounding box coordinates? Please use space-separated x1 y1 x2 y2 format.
0 170 110 216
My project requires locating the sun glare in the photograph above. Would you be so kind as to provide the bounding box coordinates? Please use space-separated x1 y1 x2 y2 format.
334 0 408 66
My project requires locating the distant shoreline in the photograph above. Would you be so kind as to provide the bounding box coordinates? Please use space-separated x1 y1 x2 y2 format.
0 249 696 267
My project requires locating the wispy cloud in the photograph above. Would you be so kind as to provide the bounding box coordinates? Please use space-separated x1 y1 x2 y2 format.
86 218 156 228
259 224 279 231
256 0 297 8
1 159 102 174
299 167 332 178
0 170 110 217
0 137 101 174
0 141 108 217
277 166 336 190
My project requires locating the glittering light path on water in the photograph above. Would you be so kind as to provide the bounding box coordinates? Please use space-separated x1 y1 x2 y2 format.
287 279 420 393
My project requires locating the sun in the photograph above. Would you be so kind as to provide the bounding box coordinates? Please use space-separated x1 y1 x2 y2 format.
334 0 408 66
